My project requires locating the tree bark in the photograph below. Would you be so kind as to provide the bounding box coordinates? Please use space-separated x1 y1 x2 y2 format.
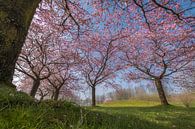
154 79 169 106
0 0 40 84
92 86 96 107
40 95 44 101
51 90 55 100
30 79 40 98
54 88 60 101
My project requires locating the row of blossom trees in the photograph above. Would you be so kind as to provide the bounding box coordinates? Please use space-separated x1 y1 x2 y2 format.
14 0 195 106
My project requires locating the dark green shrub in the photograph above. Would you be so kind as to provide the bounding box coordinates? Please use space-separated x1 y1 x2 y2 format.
40 99 80 110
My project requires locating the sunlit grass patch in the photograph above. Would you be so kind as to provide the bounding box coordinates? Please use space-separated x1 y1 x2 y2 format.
99 100 160 107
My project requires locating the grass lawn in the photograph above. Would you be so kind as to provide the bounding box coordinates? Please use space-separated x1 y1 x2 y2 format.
90 100 195 129
0 84 195 129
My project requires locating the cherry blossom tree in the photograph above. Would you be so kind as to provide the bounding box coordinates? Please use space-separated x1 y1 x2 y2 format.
15 22 54 98
46 53 80 101
121 19 195 105
78 31 124 106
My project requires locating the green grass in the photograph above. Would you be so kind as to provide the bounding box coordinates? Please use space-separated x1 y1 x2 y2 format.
0 83 195 129
99 100 161 107
92 100 195 129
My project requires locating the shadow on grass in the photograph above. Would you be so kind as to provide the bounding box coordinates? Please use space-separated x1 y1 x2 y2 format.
90 105 195 129
84 108 168 129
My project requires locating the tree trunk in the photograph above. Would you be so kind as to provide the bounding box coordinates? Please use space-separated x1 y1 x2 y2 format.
92 86 96 107
40 95 44 101
51 90 55 100
0 0 40 84
30 79 40 98
54 88 60 101
154 79 169 106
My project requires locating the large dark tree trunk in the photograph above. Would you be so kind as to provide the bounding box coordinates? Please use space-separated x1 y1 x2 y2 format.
30 79 40 98
92 86 96 107
54 88 60 101
154 79 169 106
0 0 40 84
